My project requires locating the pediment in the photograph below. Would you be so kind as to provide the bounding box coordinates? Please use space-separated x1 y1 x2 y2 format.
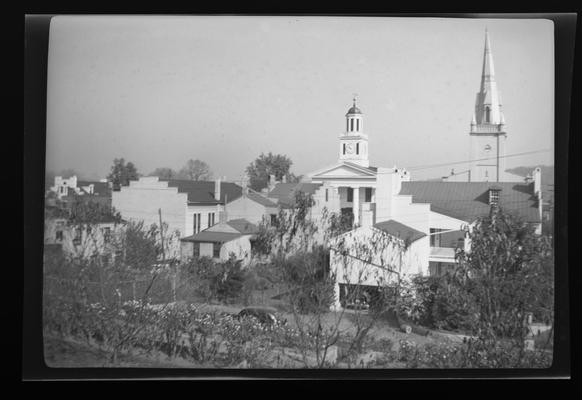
309 163 376 179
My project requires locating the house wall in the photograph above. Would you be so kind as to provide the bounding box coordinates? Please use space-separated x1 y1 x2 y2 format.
224 195 274 225
112 177 187 256
44 218 123 260
179 236 252 267
330 226 426 287
220 235 252 267
185 204 222 237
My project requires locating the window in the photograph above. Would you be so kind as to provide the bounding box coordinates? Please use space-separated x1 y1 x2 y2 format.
356 119 359 131
193 213 201 234
346 119 349 131
356 143 359 155
101 254 110 267
485 106 491 123
343 143 346 155
55 230 63 241
270 214 277 225
364 188 372 202
489 189 500 206
347 187 353 203
73 227 82 244
325 189 329 202
350 119 354 131
193 243 200 258
208 212 215 228
102 227 111 244
213 243 221 258
430 228 442 247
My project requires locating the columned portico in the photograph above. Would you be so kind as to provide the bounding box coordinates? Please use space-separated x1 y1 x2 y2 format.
352 186 360 225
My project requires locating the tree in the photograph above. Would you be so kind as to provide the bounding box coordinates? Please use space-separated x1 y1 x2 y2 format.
107 158 140 190
178 159 212 181
245 152 299 191
454 209 554 336
149 167 179 180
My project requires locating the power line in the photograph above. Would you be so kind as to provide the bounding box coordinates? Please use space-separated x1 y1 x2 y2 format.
407 149 552 172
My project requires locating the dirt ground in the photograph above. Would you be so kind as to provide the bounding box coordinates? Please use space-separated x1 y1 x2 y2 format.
44 335 201 368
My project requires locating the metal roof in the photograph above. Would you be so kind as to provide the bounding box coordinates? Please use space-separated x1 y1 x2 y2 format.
161 179 242 204
268 182 323 208
180 231 244 244
400 181 540 223
373 220 427 243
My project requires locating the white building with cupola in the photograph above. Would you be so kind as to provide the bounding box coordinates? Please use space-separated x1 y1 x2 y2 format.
307 98 399 227
265 30 544 309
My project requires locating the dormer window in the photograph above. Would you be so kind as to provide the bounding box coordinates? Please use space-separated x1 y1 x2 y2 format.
489 187 501 206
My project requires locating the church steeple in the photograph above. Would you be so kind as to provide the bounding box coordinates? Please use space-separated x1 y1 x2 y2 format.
473 29 505 128
469 29 508 183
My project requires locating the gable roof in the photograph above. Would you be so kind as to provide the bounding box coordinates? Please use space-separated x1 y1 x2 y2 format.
343 162 378 173
180 231 244 244
180 218 257 243
400 181 540 223
374 220 427 243
268 182 323 208
309 162 378 179
225 219 259 234
161 179 242 205
246 191 278 207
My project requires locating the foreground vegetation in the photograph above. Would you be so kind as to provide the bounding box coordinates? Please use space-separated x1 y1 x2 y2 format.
44 196 553 368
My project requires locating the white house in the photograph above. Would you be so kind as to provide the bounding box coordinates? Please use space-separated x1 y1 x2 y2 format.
112 176 277 258
44 209 124 264
179 217 259 267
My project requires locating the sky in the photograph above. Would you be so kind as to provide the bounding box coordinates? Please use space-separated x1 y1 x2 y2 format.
45 16 554 182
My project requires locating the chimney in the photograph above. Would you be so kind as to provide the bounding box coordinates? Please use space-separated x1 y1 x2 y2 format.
214 177 221 201
533 167 541 197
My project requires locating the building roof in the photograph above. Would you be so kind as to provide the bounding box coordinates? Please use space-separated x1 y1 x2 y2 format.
343 162 378 173
268 182 323 208
373 220 427 243
180 231 244 244
346 106 362 115
161 179 242 205
77 181 111 196
246 191 278 207
400 181 540 223
180 218 257 243
225 219 259 234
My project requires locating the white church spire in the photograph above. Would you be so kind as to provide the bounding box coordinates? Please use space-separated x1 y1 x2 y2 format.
468 29 508 183
474 29 505 127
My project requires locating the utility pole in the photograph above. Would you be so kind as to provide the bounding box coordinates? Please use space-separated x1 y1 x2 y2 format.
158 208 165 261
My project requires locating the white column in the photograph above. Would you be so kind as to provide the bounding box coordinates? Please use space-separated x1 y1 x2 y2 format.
331 282 342 311
352 186 360 226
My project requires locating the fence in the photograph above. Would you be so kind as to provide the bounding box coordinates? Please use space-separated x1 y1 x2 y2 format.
43 270 288 309
44 272 178 305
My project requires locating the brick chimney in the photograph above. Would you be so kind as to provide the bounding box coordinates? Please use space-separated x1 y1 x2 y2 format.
533 167 541 197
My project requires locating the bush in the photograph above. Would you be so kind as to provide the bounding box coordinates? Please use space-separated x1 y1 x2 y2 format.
398 338 552 368
277 246 335 313
182 256 246 304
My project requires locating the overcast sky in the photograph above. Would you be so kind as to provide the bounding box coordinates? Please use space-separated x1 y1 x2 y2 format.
46 15 554 182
